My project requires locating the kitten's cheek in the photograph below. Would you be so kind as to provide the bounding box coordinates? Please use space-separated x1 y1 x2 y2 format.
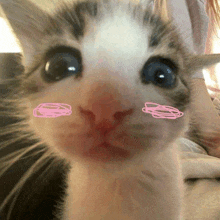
29 117 52 143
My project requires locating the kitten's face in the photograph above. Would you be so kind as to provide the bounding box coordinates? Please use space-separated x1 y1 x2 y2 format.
21 1 194 164
1 0 193 164
1 0 214 165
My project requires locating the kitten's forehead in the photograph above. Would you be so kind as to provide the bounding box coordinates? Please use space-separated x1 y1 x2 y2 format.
51 0 181 70
89 15 147 52
81 12 149 70
54 0 174 48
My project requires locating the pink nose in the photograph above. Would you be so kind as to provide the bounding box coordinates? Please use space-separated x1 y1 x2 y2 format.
80 103 133 135
79 82 134 134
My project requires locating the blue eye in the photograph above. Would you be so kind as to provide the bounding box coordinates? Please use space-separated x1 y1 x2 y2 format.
142 58 177 88
43 50 82 82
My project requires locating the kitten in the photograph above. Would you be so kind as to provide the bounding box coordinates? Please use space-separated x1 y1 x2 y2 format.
1 0 220 219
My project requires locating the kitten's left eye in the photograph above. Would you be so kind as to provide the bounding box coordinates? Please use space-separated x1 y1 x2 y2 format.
43 51 82 82
142 57 177 88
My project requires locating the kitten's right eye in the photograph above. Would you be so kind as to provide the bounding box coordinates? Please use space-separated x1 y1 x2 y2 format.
43 51 82 82
141 57 178 89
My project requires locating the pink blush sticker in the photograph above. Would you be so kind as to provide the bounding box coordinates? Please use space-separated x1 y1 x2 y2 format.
142 102 184 119
33 103 72 118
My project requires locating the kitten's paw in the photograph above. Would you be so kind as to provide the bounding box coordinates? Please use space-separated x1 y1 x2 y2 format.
201 135 220 158
186 118 220 158
194 124 220 158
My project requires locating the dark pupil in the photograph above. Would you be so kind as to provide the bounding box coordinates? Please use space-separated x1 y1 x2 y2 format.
142 60 176 88
45 53 79 81
155 70 166 83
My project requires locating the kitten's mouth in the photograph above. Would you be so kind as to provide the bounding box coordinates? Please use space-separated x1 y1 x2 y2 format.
83 142 131 162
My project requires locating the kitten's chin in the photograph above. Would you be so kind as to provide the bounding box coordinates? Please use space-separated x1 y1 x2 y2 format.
83 142 131 162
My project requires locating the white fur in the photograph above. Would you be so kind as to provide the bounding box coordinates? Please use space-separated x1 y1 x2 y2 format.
59 142 184 220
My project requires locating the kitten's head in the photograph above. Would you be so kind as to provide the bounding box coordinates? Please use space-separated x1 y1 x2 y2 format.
1 0 220 167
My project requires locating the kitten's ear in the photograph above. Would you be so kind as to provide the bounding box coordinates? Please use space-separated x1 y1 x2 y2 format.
0 0 51 55
187 54 220 72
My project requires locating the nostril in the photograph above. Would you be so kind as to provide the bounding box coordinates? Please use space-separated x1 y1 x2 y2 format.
79 106 134 134
94 109 134 135
114 109 134 121
79 107 96 123
95 119 116 135
80 106 134 123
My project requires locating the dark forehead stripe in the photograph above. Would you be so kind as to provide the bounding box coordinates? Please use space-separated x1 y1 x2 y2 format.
143 10 170 48
55 1 98 40
168 42 176 48
44 16 64 36
54 0 169 44
52 0 169 45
